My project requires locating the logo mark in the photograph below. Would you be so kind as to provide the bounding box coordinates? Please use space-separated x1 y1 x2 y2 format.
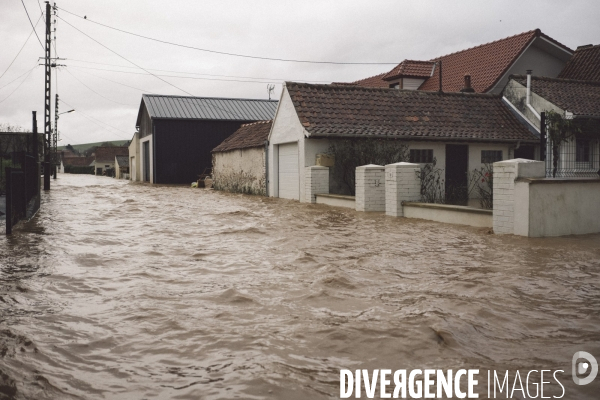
572 351 598 385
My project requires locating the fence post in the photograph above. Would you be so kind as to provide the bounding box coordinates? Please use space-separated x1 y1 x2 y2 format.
385 162 421 217
355 164 385 212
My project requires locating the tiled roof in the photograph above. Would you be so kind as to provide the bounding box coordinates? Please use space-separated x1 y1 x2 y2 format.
95 146 129 163
559 44 600 82
513 75 600 117
137 94 278 123
343 29 572 93
115 155 129 167
286 82 538 142
349 73 389 88
420 29 572 93
212 121 272 152
63 156 94 167
383 60 436 81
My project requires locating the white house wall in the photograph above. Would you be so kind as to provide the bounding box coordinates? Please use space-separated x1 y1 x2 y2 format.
489 40 569 94
404 78 426 90
268 87 306 200
129 132 140 181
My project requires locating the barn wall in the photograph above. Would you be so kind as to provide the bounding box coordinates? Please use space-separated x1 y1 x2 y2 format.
154 119 250 184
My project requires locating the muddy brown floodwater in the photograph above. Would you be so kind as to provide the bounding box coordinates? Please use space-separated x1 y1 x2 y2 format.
0 174 599 399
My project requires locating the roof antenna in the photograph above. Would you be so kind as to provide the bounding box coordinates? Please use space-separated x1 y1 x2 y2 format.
267 84 275 100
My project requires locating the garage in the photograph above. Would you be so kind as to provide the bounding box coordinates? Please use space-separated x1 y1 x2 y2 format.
278 142 299 200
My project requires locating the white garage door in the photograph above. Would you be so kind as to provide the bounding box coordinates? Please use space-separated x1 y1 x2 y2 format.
278 143 299 200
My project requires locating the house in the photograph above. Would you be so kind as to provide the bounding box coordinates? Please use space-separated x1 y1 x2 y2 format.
62 156 95 173
267 82 539 202
212 121 271 195
94 146 129 176
343 29 573 94
128 132 140 181
135 94 278 184
503 72 600 177
115 155 129 179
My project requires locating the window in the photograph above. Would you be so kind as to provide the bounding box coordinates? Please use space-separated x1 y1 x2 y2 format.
410 149 433 163
481 150 503 164
576 138 590 163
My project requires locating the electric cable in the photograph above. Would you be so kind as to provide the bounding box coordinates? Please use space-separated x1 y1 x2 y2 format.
0 12 43 81
20 0 45 50
57 6 398 65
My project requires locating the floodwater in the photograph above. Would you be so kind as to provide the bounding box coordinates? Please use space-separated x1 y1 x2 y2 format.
0 174 599 399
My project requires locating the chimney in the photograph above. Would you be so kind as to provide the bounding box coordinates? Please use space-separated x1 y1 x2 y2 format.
460 74 475 93
526 69 532 106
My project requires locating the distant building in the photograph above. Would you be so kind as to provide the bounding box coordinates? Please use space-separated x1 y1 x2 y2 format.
94 146 129 176
128 132 140 182
115 155 130 179
135 94 278 184
212 121 271 195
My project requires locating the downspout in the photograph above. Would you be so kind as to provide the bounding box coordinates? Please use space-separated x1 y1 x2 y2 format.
526 70 541 120
264 140 269 197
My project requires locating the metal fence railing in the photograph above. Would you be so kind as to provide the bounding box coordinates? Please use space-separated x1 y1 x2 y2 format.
544 136 600 178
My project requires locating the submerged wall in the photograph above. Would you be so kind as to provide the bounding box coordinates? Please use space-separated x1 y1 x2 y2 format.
212 147 266 195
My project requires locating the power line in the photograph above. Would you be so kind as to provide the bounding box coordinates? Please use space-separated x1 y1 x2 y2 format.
69 65 286 85
0 65 37 104
58 15 196 97
59 98 131 139
63 68 132 105
66 58 333 83
0 65 38 90
71 67 151 93
57 6 399 66
58 17 249 120
20 0 45 50
0 12 43 81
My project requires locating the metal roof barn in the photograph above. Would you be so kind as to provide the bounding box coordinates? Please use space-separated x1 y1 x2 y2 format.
135 95 278 184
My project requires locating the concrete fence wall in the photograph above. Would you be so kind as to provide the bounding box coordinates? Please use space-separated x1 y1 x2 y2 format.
493 158 600 237
355 164 385 212
305 166 329 203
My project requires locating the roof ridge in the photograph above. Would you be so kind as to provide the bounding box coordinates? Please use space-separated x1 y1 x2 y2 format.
287 81 500 98
142 94 278 102
428 29 538 62
241 120 272 127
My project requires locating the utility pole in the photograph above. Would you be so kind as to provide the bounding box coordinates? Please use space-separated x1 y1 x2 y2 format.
53 93 58 179
43 0 51 190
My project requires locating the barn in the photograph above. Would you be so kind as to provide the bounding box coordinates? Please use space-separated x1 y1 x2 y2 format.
135 94 278 184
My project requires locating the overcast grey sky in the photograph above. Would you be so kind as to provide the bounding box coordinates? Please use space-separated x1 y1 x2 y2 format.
0 0 598 145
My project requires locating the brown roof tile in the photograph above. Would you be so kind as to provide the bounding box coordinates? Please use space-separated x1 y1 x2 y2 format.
383 60 436 81
286 82 538 142
513 75 600 117
95 146 129 163
350 73 389 88
558 44 600 82
343 29 572 93
212 121 272 152
63 156 94 167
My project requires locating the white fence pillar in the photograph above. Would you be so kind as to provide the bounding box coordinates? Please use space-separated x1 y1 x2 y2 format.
385 162 421 217
355 164 385 212
493 159 545 235
305 166 329 203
